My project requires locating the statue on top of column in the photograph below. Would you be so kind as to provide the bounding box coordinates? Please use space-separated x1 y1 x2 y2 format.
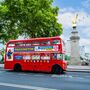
72 14 78 29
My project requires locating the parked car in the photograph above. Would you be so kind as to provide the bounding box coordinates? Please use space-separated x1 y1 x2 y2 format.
81 60 89 66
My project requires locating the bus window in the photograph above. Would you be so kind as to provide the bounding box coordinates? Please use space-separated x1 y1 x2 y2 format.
8 43 15 47
25 43 32 46
16 42 31 46
57 54 64 60
41 41 50 45
32 41 40 45
16 42 25 46
52 53 57 60
52 40 60 44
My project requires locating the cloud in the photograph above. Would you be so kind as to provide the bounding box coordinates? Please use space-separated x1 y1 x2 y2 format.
80 38 90 46
60 34 68 42
57 12 73 29
57 8 90 29
77 12 90 27
60 7 75 13
82 27 90 38
82 0 90 8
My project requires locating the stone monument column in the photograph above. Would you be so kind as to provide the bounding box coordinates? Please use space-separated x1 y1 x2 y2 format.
70 14 81 65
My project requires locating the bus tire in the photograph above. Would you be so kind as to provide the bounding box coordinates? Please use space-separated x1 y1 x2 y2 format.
14 64 22 72
52 64 63 74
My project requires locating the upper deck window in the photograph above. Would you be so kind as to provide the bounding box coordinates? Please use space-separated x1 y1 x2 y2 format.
41 41 50 45
16 42 32 47
52 40 60 44
8 43 15 47
32 41 40 45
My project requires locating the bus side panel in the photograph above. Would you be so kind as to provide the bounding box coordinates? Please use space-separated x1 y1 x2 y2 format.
23 61 51 72
4 61 14 70
22 61 51 72
22 61 36 71
38 61 51 72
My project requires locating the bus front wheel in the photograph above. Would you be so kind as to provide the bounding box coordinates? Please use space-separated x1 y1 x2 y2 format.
14 64 22 72
52 65 63 74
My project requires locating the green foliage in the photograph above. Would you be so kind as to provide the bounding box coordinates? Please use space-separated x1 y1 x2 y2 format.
0 0 63 42
65 55 70 61
0 48 4 62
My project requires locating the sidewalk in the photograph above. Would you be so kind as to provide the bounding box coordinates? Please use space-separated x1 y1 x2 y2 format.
0 64 4 68
67 65 90 72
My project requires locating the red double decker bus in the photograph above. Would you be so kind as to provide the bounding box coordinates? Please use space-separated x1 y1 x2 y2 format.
4 36 67 74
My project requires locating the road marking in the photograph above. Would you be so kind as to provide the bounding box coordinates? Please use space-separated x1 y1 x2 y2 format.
17 73 28 76
0 82 57 90
51 75 85 80
51 75 72 78
52 75 75 78
34 75 45 76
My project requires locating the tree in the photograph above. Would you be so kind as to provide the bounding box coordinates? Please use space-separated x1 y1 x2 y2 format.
0 0 63 43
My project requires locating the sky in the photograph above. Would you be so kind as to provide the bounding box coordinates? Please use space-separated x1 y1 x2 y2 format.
53 0 90 53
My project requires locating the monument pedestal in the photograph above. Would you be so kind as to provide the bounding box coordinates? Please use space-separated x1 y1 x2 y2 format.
70 57 81 65
70 30 81 65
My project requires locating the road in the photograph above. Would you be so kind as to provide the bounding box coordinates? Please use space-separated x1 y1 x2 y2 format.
0 68 90 90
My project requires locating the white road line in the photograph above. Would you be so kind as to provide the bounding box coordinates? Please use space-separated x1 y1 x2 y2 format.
17 73 28 76
34 75 45 76
0 82 57 90
51 75 60 78
51 75 85 80
51 75 73 78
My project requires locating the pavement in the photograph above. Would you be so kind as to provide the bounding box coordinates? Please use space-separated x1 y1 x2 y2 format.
0 64 90 72
67 65 90 72
0 64 4 68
